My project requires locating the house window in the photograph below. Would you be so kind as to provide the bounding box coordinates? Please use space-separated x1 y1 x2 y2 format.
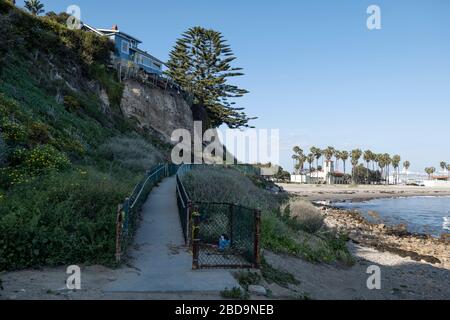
121 40 129 54
142 57 151 67
153 62 161 70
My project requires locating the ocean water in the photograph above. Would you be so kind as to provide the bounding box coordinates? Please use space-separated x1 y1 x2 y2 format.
333 196 450 237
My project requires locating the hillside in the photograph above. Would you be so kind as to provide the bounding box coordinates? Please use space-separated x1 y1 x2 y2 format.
0 2 192 270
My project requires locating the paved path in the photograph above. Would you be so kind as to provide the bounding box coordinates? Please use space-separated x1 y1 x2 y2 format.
105 177 239 293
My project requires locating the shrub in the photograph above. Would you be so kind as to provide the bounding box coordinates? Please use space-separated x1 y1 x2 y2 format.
19 145 70 174
284 200 324 233
0 119 28 144
63 95 82 112
0 136 9 166
28 122 51 145
181 166 283 213
0 168 132 270
96 136 164 172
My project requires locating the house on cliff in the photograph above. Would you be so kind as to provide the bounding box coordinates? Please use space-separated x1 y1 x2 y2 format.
82 23 164 75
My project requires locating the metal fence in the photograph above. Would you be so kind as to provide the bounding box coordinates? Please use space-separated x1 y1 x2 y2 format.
115 164 167 262
175 164 261 269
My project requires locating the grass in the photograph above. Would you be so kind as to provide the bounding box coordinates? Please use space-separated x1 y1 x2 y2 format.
236 270 262 290
220 287 249 300
261 257 300 288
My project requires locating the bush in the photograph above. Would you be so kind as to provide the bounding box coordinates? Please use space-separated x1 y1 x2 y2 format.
0 168 132 270
1 145 70 187
96 136 164 172
0 119 28 144
0 136 9 166
181 166 283 212
283 200 324 233
28 122 51 145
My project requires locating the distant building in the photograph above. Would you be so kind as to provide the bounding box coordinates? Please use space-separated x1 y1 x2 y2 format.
82 23 164 75
291 160 346 184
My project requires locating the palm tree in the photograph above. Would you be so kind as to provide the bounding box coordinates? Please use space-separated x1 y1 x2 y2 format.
392 155 401 185
375 154 383 183
363 150 373 184
425 167 436 180
24 0 45 16
335 150 342 172
447 164 450 180
383 154 392 185
340 151 349 175
292 146 303 174
440 161 447 174
403 161 410 184
310 147 322 182
351 149 362 184
323 146 335 163
307 153 315 180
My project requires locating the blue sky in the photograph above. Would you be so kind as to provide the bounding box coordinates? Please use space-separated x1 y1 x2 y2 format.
39 0 450 172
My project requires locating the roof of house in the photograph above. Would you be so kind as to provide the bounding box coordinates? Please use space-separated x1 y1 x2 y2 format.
97 28 142 44
81 23 105 36
131 47 165 65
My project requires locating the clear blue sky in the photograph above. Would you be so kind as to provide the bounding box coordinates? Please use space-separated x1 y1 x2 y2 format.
39 0 450 172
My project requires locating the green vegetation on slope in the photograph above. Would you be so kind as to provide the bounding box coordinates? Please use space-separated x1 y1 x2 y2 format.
181 166 354 265
0 3 168 270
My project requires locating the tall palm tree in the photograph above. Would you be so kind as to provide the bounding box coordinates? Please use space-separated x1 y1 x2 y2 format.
291 155 298 174
440 161 447 174
310 147 322 182
335 150 342 172
292 146 303 174
351 149 362 184
383 154 392 185
392 155 401 185
24 0 45 16
403 161 410 184
323 146 335 169
340 151 349 175
425 167 436 180
307 153 314 180
363 150 373 184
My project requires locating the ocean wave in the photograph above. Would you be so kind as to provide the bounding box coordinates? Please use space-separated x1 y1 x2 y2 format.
443 216 450 231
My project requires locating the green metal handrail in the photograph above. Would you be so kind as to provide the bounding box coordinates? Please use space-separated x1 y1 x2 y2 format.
115 164 169 262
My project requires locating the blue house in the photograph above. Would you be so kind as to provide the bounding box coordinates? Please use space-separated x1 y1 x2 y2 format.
82 24 164 75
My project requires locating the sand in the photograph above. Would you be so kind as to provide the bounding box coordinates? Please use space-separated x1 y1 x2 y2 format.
278 183 450 201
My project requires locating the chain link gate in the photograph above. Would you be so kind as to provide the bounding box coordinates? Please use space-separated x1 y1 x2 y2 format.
191 203 261 269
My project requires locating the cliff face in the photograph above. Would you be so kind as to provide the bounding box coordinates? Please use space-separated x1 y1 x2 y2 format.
120 79 194 143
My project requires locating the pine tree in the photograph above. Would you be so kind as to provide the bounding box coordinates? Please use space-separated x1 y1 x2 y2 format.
166 27 255 128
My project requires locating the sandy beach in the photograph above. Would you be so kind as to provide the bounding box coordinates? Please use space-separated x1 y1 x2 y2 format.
278 183 450 202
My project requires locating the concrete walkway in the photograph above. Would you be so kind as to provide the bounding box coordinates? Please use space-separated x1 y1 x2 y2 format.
105 177 239 293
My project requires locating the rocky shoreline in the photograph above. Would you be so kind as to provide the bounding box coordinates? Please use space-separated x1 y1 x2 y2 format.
322 206 450 270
